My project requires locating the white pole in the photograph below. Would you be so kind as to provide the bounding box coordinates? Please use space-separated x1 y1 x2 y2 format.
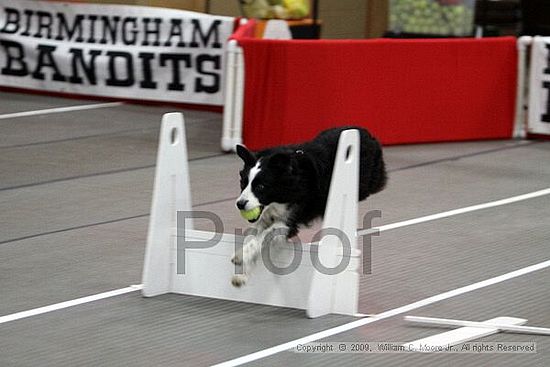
405 315 550 336
513 36 533 139
221 39 238 152
232 45 245 151
222 18 248 152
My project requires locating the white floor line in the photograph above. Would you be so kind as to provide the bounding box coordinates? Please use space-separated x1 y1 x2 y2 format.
0 102 124 120
0 284 142 325
212 259 550 367
358 187 550 236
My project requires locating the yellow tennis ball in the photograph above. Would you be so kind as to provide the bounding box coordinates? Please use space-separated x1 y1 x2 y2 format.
240 207 262 221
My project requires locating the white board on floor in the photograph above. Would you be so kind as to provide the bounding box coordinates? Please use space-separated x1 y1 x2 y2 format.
404 316 527 352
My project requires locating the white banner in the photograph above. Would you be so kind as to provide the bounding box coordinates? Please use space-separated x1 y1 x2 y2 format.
528 36 550 135
0 0 235 106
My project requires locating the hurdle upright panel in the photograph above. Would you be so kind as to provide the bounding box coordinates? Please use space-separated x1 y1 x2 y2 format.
143 113 363 318
142 113 194 297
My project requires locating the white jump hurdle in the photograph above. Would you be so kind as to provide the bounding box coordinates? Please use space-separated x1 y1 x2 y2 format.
142 113 362 318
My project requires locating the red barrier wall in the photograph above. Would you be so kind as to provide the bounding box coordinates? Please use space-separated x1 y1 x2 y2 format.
234 35 517 150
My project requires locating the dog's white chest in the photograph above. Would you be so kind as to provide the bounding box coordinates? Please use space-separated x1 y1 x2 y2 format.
257 203 290 228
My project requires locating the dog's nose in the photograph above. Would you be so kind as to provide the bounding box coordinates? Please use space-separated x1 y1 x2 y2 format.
236 199 248 210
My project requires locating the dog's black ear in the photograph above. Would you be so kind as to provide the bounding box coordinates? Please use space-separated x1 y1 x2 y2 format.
236 144 256 166
268 153 296 174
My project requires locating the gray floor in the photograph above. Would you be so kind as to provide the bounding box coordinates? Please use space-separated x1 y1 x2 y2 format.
0 90 549 366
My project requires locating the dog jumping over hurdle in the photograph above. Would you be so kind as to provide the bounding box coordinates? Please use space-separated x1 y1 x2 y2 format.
231 126 387 287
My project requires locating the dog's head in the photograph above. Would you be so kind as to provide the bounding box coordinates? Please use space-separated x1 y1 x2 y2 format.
235 145 307 223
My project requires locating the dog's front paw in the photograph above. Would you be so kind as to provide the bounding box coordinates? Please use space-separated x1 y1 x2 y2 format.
231 274 248 288
231 252 243 265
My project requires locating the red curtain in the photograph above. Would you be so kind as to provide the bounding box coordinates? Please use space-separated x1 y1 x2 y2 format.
233 36 517 149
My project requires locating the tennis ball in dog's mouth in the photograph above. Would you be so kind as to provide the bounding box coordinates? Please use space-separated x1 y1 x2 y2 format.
240 207 262 222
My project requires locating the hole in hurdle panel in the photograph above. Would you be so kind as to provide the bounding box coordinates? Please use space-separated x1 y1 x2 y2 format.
170 127 178 145
345 145 353 163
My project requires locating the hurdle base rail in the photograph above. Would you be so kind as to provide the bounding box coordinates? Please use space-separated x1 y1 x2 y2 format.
404 316 529 352
405 315 550 336
143 113 362 318
404 315 550 352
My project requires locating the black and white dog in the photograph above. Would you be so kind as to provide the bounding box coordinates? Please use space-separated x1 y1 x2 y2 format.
232 126 387 287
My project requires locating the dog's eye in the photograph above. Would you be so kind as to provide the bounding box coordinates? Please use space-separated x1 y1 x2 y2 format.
256 184 265 191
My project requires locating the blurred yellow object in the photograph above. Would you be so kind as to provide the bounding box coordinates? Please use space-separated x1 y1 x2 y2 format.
241 0 309 20
241 0 271 19
283 0 309 19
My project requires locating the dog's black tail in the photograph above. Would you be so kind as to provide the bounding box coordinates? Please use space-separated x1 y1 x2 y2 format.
367 147 387 195
359 136 387 201
313 126 387 201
